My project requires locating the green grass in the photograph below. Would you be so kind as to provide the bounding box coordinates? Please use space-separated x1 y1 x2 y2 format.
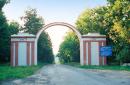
0 63 45 80
66 62 130 71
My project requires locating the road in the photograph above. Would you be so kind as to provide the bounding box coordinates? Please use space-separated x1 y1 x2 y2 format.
1 64 130 85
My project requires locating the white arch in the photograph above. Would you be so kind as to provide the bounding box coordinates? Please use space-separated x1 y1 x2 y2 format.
36 22 81 41
35 22 83 65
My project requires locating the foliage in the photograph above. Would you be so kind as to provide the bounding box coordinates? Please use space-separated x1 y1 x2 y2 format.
0 11 10 63
57 32 80 63
76 0 130 65
59 0 130 65
105 0 130 64
76 7 107 35
21 8 44 34
0 63 44 80
21 8 54 63
67 62 130 71
8 21 19 35
38 32 54 63
0 1 19 63
0 0 10 10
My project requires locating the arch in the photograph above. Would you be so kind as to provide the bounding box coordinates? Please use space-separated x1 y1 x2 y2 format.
36 22 81 41
35 22 83 65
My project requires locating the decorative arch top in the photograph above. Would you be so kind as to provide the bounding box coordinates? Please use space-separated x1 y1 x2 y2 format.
36 22 81 41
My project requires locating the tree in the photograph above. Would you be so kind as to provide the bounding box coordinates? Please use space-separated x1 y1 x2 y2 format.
21 8 44 34
76 0 130 65
57 32 80 63
8 21 19 35
106 0 130 64
21 8 54 63
76 7 107 35
0 0 10 11
0 11 10 63
38 33 54 63
0 0 19 63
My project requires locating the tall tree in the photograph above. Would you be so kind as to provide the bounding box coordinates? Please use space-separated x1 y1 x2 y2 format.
21 8 54 63
0 0 19 63
57 32 80 63
106 0 130 64
0 11 10 63
0 0 10 11
76 0 130 65
8 21 19 35
38 33 54 63
21 8 44 34
58 0 130 65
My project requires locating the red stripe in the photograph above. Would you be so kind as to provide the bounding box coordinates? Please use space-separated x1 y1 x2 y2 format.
83 41 86 65
15 42 18 66
88 42 91 65
31 42 35 65
98 42 102 65
103 42 107 65
27 43 30 65
11 42 14 66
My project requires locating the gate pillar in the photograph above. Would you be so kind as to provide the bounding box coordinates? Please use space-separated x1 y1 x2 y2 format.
82 33 106 65
11 33 37 66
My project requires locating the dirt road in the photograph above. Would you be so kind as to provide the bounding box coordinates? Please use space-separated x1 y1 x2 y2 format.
1 64 130 85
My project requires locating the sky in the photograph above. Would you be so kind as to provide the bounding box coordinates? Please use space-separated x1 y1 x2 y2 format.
3 0 107 55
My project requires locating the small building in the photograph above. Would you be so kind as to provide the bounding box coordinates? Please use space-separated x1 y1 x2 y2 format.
11 33 37 66
82 33 106 65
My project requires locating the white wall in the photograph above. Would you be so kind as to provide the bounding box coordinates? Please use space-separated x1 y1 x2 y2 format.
86 43 88 65
18 42 27 66
80 39 84 65
13 43 15 66
91 42 99 65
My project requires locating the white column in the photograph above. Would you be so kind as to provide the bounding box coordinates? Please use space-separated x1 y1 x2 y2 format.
80 39 84 65
13 43 16 66
18 42 27 66
86 42 88 65
34 39 37 65
29 43 32 66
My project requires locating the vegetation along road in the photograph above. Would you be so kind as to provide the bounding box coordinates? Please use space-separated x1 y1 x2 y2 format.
1 64 130 85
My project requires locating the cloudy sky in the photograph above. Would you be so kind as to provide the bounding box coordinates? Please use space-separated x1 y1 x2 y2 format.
3 0 107 54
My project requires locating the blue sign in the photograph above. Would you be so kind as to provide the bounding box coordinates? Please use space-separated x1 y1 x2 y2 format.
100 46 112 57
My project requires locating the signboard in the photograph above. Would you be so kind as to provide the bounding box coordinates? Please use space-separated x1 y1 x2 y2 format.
100 46 112 57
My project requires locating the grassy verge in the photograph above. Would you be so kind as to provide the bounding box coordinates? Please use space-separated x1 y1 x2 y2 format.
0 63 45 80
66 62 130 71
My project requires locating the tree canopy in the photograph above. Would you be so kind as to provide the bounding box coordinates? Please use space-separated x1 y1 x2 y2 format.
57 31 80 63
0 0 10 10
0 0 19 63
77 0 130 64
21 8 54 63
58 0 130 65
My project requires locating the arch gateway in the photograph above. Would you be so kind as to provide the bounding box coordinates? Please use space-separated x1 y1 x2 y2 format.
11 22 107 66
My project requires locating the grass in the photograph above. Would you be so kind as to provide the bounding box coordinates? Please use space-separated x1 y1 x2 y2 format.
0 63 45 80
66 62 130 71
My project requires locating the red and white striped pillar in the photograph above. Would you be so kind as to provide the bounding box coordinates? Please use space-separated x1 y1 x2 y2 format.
81 33 106 65
11 33 36 66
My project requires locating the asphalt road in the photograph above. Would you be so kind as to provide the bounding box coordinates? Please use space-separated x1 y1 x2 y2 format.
1 64 130 85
